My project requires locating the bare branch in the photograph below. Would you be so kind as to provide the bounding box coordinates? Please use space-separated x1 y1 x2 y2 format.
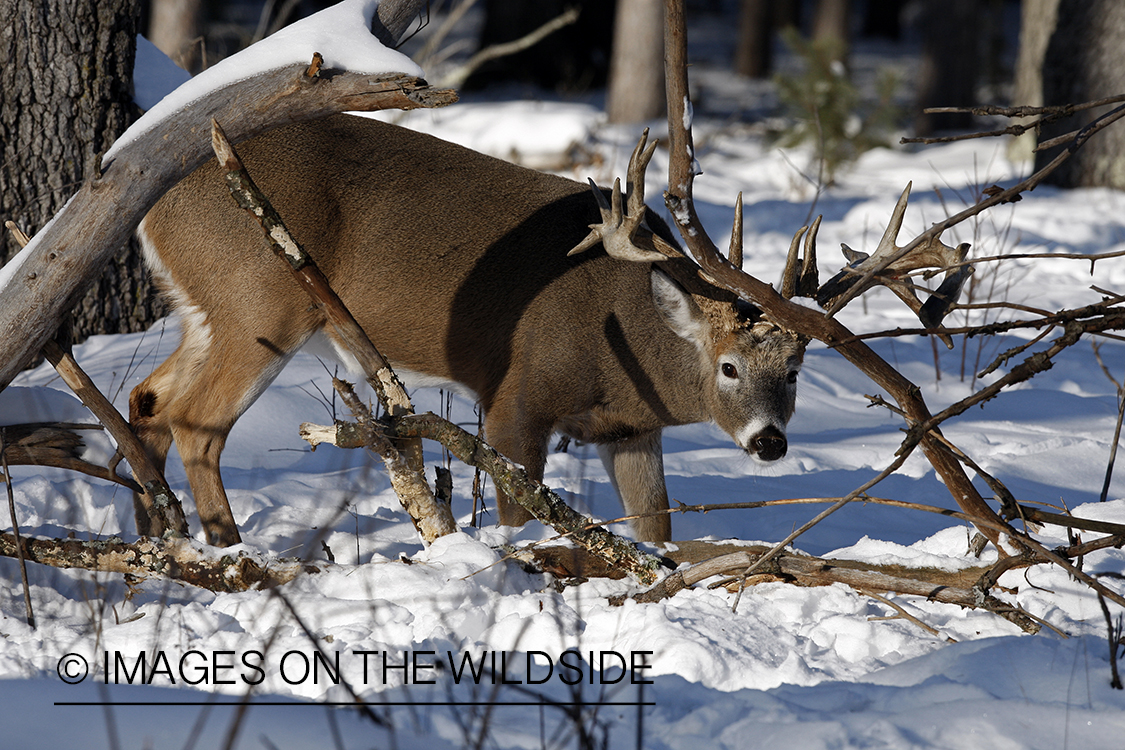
0 532 308 592
900 94 1125 145
660 0 1012 551
1 430 35 628
0 423 142 493
302 413 666 586
209 120 456 543
435 6 581 90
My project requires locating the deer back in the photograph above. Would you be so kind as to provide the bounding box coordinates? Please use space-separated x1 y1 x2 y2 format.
142 114 719 431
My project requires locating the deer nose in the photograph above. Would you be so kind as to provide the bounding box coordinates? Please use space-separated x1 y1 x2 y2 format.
749 425 787 461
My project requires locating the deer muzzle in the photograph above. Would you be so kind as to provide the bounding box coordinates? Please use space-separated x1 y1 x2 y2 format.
747 424 788 462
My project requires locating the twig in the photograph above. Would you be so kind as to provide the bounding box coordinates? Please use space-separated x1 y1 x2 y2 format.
1 430 35 628
1093 341 1125 503
860 588 953 641
209 118 456 543
6 220 186 537
0 422 143 493
1058 533 1125 559
729 451 913 612
923 96 1125 118
436 6 580 89
977 326 1054 379
1097 593 1123 689
900 94 1125 145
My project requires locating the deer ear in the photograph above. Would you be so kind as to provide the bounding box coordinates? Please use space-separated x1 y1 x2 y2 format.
651 268 707 348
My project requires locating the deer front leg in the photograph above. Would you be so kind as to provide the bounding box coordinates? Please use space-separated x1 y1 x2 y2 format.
597 430 671 543
483 407 552 529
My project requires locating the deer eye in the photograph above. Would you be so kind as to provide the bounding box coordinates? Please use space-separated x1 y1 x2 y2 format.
722 363 738 379
787 371 799 384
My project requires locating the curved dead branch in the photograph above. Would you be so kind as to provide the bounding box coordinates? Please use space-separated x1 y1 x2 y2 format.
0 66 455 390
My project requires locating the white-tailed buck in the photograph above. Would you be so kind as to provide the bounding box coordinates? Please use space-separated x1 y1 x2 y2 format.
131 114 807 546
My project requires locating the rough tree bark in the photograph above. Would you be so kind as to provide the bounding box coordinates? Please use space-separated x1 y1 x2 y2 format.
0 0 164 344
1035 0 1125 188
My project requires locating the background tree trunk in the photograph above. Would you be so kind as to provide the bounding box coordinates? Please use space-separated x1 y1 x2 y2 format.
913 0 979 136
1 0 162 344
147 0 204 73
606 0 665 123
1008 0 1059 162
734 0 772 79
811 0 849 64
1035 0 1125 188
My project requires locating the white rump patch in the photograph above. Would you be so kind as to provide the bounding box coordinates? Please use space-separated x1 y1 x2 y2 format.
138 219 212 363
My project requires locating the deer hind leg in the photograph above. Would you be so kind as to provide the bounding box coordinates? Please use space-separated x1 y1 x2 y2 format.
130 311 301 546
597 430 671 543
129 342 186 538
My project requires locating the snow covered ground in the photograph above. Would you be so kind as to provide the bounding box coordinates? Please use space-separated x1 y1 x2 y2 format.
2 2 1125 748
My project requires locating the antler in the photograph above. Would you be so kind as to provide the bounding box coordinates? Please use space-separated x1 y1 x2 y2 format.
569 129 672 262
781 215 821 300
658 0 1008 552
816 183 973 345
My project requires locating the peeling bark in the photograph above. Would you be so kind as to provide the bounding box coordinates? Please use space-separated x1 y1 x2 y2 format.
0 532 311 592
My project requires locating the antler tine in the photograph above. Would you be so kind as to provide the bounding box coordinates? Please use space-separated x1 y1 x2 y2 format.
781 225 808 299
567 130 667 263
626 128 658 219
874 182 912 258
811 181 974 342
610 176 625 227
780 215 823 300
728 192 744 269
801 214 821 295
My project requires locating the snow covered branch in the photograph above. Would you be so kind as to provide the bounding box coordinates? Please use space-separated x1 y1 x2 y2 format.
0 0 453 390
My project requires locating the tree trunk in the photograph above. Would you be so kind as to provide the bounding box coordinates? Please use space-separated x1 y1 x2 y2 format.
811 0 849 63
606 0 665 124
734 0 772 79
147 0 204 73
1008 0 1059 162
1035 0 1125 188
0 0 163 345
913 0 979 135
